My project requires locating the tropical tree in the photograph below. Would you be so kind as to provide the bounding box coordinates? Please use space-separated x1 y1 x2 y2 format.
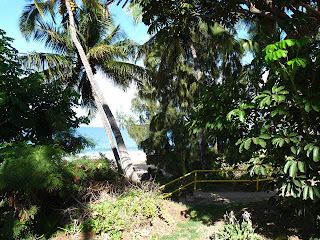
0 29 89 149
136 0 320 39
20 0 142 182
118 18 243 174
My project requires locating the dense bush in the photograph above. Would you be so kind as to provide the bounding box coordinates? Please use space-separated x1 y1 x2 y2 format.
0 29 89 147
83 188 170 240
0 144 120 239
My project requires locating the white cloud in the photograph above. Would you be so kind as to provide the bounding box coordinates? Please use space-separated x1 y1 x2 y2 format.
77 71 138 127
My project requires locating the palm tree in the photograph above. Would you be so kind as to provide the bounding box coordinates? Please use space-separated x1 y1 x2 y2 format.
139 19 243 170
20 0 142 182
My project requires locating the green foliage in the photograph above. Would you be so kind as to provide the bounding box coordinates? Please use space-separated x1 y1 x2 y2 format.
0 143 118 200
212 211 262 240
0 143 72 197
0 143 119 239
120 17 243 175
67 156 120 183
137 0 320 39
19 2 146 111
227 39 320 203
83 188 169 239
0 29 88 148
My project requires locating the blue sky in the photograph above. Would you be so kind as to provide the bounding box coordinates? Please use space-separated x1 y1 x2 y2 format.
0 1 149 127
0 1 149 52
0 2 252 127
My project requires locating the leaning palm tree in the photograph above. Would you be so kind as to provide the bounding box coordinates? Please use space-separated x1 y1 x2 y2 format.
20 0 142 182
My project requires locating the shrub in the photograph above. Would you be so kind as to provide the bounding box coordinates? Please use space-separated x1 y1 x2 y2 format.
212 211 262 240
83 187 170 239
0 143 120 239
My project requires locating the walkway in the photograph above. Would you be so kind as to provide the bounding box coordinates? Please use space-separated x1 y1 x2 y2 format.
181 191 277 204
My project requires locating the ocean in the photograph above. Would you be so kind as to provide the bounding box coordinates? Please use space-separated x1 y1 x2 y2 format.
76 127 139 153
74 127 147 163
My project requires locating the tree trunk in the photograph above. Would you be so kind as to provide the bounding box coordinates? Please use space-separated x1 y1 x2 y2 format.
65 0 140 183
95 103 122 172
189 40 207 170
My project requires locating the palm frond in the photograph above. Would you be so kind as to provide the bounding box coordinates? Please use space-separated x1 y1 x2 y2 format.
98 60 148 89
88 44 127 60
126 2 143 26
19 0 59 40
20 52 75 82
100 25 125 45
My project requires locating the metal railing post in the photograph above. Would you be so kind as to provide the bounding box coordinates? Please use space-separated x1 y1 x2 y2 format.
160 169 274 198
194 171 197 192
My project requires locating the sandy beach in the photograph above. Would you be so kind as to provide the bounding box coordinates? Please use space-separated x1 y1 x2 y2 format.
70 150 149 176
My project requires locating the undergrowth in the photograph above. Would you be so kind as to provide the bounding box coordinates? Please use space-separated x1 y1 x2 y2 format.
58 185 172 240
0 143 121 239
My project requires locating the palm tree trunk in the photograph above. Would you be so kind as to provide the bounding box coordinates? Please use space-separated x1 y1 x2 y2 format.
65 0 140 183
95 103 122 172
189 40 207 170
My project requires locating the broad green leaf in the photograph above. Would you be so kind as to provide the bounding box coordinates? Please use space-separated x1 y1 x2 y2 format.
264 44 277 53
304 143 313 150
254 94 268 100
272 85 277 93
296 58 307 68
275 49 288 59
291 146 297 155
297 161 306 173
272 138 280 146
244 138 252 150
239 110 245 123
274 86 285 93
261 90 271 95
266 96 271 105
289 161 298 177
259 134 271 139
239 142 244 153
259 139 267 148
297 147 302 155
279 138 285 147
290 137 299 143
305 103 311 113
307 148 313 158
278 95 286 102
293 179 302 187
284 39 296 47
311 104 320 112
313 187 320 198
303 186 309 200
313 146 319 162
253 138 259 145
309 187 314 200
254 165 261 174
278 39 295 48
284 160 292 173
271 109 278 117
226 109 238 121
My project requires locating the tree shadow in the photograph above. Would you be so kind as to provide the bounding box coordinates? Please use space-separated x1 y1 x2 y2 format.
171 195 310 239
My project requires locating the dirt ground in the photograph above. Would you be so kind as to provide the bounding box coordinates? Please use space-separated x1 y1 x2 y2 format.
52 200 188 240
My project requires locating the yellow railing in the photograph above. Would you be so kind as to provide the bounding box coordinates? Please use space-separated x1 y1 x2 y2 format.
160 169 274 198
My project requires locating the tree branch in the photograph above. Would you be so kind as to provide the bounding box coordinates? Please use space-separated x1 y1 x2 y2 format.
299 2 320 20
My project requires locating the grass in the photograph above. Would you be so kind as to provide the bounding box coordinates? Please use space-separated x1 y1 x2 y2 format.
161 202 246 240
161 220 210 240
